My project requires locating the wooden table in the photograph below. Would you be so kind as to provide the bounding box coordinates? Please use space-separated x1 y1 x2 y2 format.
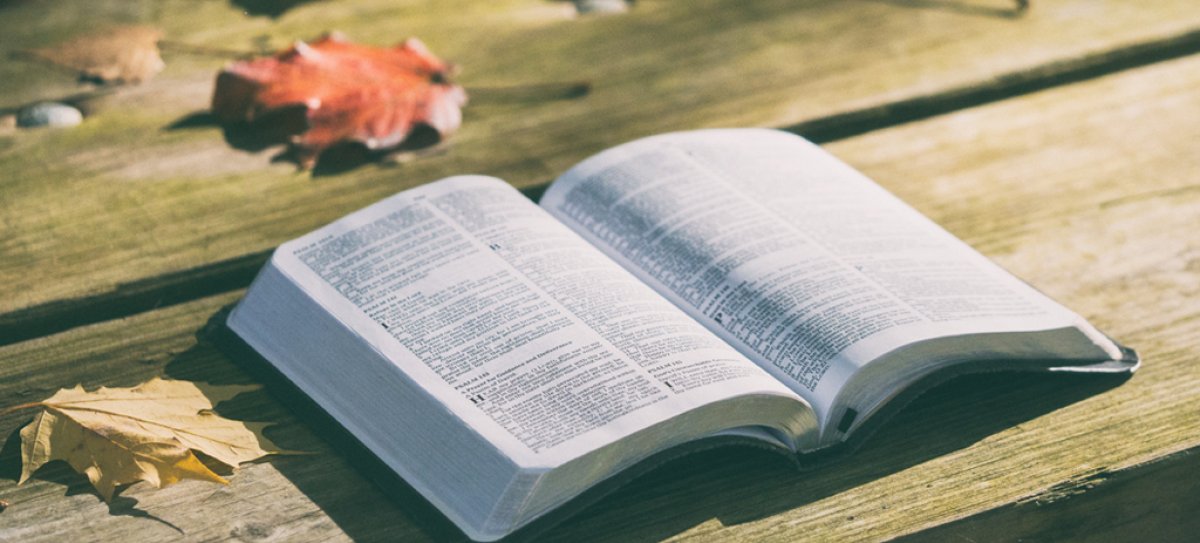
2 1 1198 541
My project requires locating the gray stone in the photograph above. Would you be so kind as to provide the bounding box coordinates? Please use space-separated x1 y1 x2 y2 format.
17 102 83 128
574 0 629 15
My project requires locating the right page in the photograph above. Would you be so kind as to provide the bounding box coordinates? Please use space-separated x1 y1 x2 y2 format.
540 129 1131 444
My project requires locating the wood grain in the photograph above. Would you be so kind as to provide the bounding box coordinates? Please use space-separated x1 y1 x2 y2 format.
6 0 1200 335
895 448 1200 543
2 36 1199 542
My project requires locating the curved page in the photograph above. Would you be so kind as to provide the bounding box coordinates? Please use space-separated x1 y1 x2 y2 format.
540 129 1123 430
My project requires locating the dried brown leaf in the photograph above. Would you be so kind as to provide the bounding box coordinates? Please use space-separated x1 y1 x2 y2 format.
10 378 280 500
27 25 165 84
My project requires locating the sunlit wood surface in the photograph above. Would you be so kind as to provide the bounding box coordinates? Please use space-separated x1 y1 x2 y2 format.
1 1 1198 541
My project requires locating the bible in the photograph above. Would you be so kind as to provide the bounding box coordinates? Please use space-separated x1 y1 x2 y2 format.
227 128 1138 541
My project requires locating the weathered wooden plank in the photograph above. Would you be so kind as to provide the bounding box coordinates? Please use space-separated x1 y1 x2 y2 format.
895 448 1200 543
6 0 1200 339
3 45 1200 542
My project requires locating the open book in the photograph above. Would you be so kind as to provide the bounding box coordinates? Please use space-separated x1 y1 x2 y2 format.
228 129 1138 541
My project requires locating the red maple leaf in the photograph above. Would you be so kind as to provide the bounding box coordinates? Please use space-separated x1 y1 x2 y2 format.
211 33 467 168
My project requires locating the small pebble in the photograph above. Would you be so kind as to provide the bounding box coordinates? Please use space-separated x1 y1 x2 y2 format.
17 102 83 128
574 0 629 15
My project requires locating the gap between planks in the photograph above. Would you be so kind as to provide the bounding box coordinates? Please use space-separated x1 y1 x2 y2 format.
6 26 1200 346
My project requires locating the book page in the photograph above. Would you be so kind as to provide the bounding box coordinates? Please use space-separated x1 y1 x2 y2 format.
270 175 804 465
540 129 1092 426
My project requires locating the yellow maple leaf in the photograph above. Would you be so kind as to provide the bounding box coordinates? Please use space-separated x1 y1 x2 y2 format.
6 378 280 500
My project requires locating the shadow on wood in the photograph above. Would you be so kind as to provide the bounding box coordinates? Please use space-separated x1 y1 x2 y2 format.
166 110 446 175
230 0 321 18
896 447 1200 543
537 373 1129 542
190 303 1129 542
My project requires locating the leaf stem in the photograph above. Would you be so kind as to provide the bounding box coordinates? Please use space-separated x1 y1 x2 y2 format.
0 402 44 417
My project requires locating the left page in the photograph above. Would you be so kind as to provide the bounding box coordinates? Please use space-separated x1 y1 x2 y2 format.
268 175 808 467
